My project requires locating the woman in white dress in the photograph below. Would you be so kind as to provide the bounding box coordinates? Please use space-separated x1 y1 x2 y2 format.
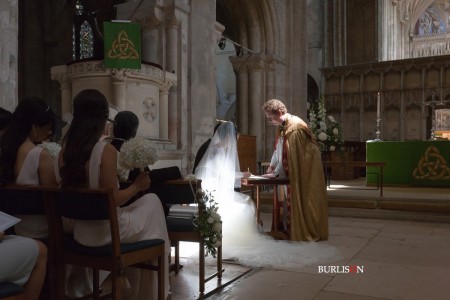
194 121 339 269
58 89 170 300
0 97 58 238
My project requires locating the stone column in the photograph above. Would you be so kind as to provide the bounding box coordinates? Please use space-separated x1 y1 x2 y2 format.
112 80 126 111
159 89 169 140
247 55 265 137
166 16 179 144
230 56 249 134
50 65 71 133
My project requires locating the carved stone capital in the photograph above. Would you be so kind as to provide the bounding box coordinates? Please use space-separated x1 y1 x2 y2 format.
111 68 133 81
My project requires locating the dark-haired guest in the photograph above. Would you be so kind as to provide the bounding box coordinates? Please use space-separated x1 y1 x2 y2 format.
0 98 57 238
58 89 170 299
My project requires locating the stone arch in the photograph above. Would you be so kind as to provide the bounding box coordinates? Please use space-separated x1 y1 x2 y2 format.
216 0 281 162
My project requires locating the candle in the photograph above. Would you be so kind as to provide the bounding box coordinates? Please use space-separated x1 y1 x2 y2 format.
377 92 381 120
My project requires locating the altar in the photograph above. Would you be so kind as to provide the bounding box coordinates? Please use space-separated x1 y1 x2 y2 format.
366 141 450 187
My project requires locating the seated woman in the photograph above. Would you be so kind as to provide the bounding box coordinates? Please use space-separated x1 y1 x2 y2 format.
58 89 170 299
0 231 47 300
0 97 57 238
111 110 180 214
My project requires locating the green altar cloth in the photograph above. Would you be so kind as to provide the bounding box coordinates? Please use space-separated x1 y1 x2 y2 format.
366 141 450 187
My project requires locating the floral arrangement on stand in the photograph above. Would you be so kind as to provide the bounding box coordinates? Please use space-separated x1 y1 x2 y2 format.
308 98 344 151
117 137 158 181
186 174 222 258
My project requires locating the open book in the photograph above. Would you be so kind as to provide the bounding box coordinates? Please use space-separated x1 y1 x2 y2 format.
0 211 21 232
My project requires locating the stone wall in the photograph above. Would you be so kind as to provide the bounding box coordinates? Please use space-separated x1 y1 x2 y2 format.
322 55 450 142
0 0 18 112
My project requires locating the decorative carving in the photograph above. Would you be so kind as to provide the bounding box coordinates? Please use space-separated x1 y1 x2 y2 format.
111 68 133 81
106 30 140 60
412 145 450 180
142 97 157 123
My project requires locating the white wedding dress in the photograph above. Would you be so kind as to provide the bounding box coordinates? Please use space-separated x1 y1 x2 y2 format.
194 121 339 269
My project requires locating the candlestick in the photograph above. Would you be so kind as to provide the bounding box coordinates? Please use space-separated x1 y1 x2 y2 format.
377 92 381 120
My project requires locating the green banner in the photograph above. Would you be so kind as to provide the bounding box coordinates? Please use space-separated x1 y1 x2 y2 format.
103 21 141 69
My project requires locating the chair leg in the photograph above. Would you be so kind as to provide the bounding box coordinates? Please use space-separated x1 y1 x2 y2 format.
54 262 66 300
158 254 166 300
174 241 180 274
217 244 223 279
199 241 205 294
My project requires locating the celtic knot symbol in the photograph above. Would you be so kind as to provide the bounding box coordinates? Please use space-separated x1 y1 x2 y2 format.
107 30 139 60
412 145 450 180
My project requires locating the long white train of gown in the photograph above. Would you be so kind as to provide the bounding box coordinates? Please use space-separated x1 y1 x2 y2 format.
210 191 340 269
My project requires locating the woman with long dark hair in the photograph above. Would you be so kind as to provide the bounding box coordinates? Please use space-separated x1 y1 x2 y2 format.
58 89 170 299
0 97 57 238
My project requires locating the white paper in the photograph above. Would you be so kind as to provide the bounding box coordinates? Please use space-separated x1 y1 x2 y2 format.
0 211 21 232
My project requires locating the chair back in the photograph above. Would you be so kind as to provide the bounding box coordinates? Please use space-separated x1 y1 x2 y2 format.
45 187 121 254
50 188 113 220
0 185 45 215
152 179 200 205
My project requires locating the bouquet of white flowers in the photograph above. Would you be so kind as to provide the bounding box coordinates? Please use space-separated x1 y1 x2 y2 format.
39 141 62 159
118 137 158 172
308 98 344 151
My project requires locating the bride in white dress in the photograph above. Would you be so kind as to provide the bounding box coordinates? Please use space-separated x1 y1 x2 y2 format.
194 121 339 269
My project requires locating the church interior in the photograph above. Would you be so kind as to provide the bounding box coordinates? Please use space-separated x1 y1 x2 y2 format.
1 0 450 299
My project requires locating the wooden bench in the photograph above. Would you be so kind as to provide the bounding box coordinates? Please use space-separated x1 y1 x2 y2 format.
323 161 387 197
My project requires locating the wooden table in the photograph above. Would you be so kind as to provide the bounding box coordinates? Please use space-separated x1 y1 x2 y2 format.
324 161 386 196
241 176 290 240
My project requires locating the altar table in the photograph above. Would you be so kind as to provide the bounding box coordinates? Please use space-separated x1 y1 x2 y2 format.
366 141 450 187
241 176 290 240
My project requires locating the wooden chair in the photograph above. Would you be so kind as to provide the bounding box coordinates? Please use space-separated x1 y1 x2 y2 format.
0 185 54 300
0 283 24 300
152 179 223 294
44 187 166 299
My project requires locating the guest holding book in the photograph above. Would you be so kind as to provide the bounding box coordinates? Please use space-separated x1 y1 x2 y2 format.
58 89 170 299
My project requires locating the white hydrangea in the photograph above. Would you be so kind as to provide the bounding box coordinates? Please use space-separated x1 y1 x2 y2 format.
39 141 61 159
318 132 328 141
118 137 158 171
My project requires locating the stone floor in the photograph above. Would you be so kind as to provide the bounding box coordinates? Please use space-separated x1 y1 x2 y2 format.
169 180 450 300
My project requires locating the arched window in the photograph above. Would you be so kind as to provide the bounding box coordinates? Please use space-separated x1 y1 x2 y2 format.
79 21 94 59
72 0 105 61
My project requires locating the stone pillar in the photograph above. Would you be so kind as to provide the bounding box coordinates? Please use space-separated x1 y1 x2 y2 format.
230 56 249 134
166 16 179 144
247 55 265 137
112 81 126 111
50 65 71 133
159 89 169 140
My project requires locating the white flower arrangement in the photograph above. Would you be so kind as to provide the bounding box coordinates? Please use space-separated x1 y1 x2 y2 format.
39 141 62 159
118 137 158 171
308 98 344 151
187 174 222 258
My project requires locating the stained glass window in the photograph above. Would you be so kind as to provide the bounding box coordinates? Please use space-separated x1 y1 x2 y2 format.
72 0 94 60
80 21 94 59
